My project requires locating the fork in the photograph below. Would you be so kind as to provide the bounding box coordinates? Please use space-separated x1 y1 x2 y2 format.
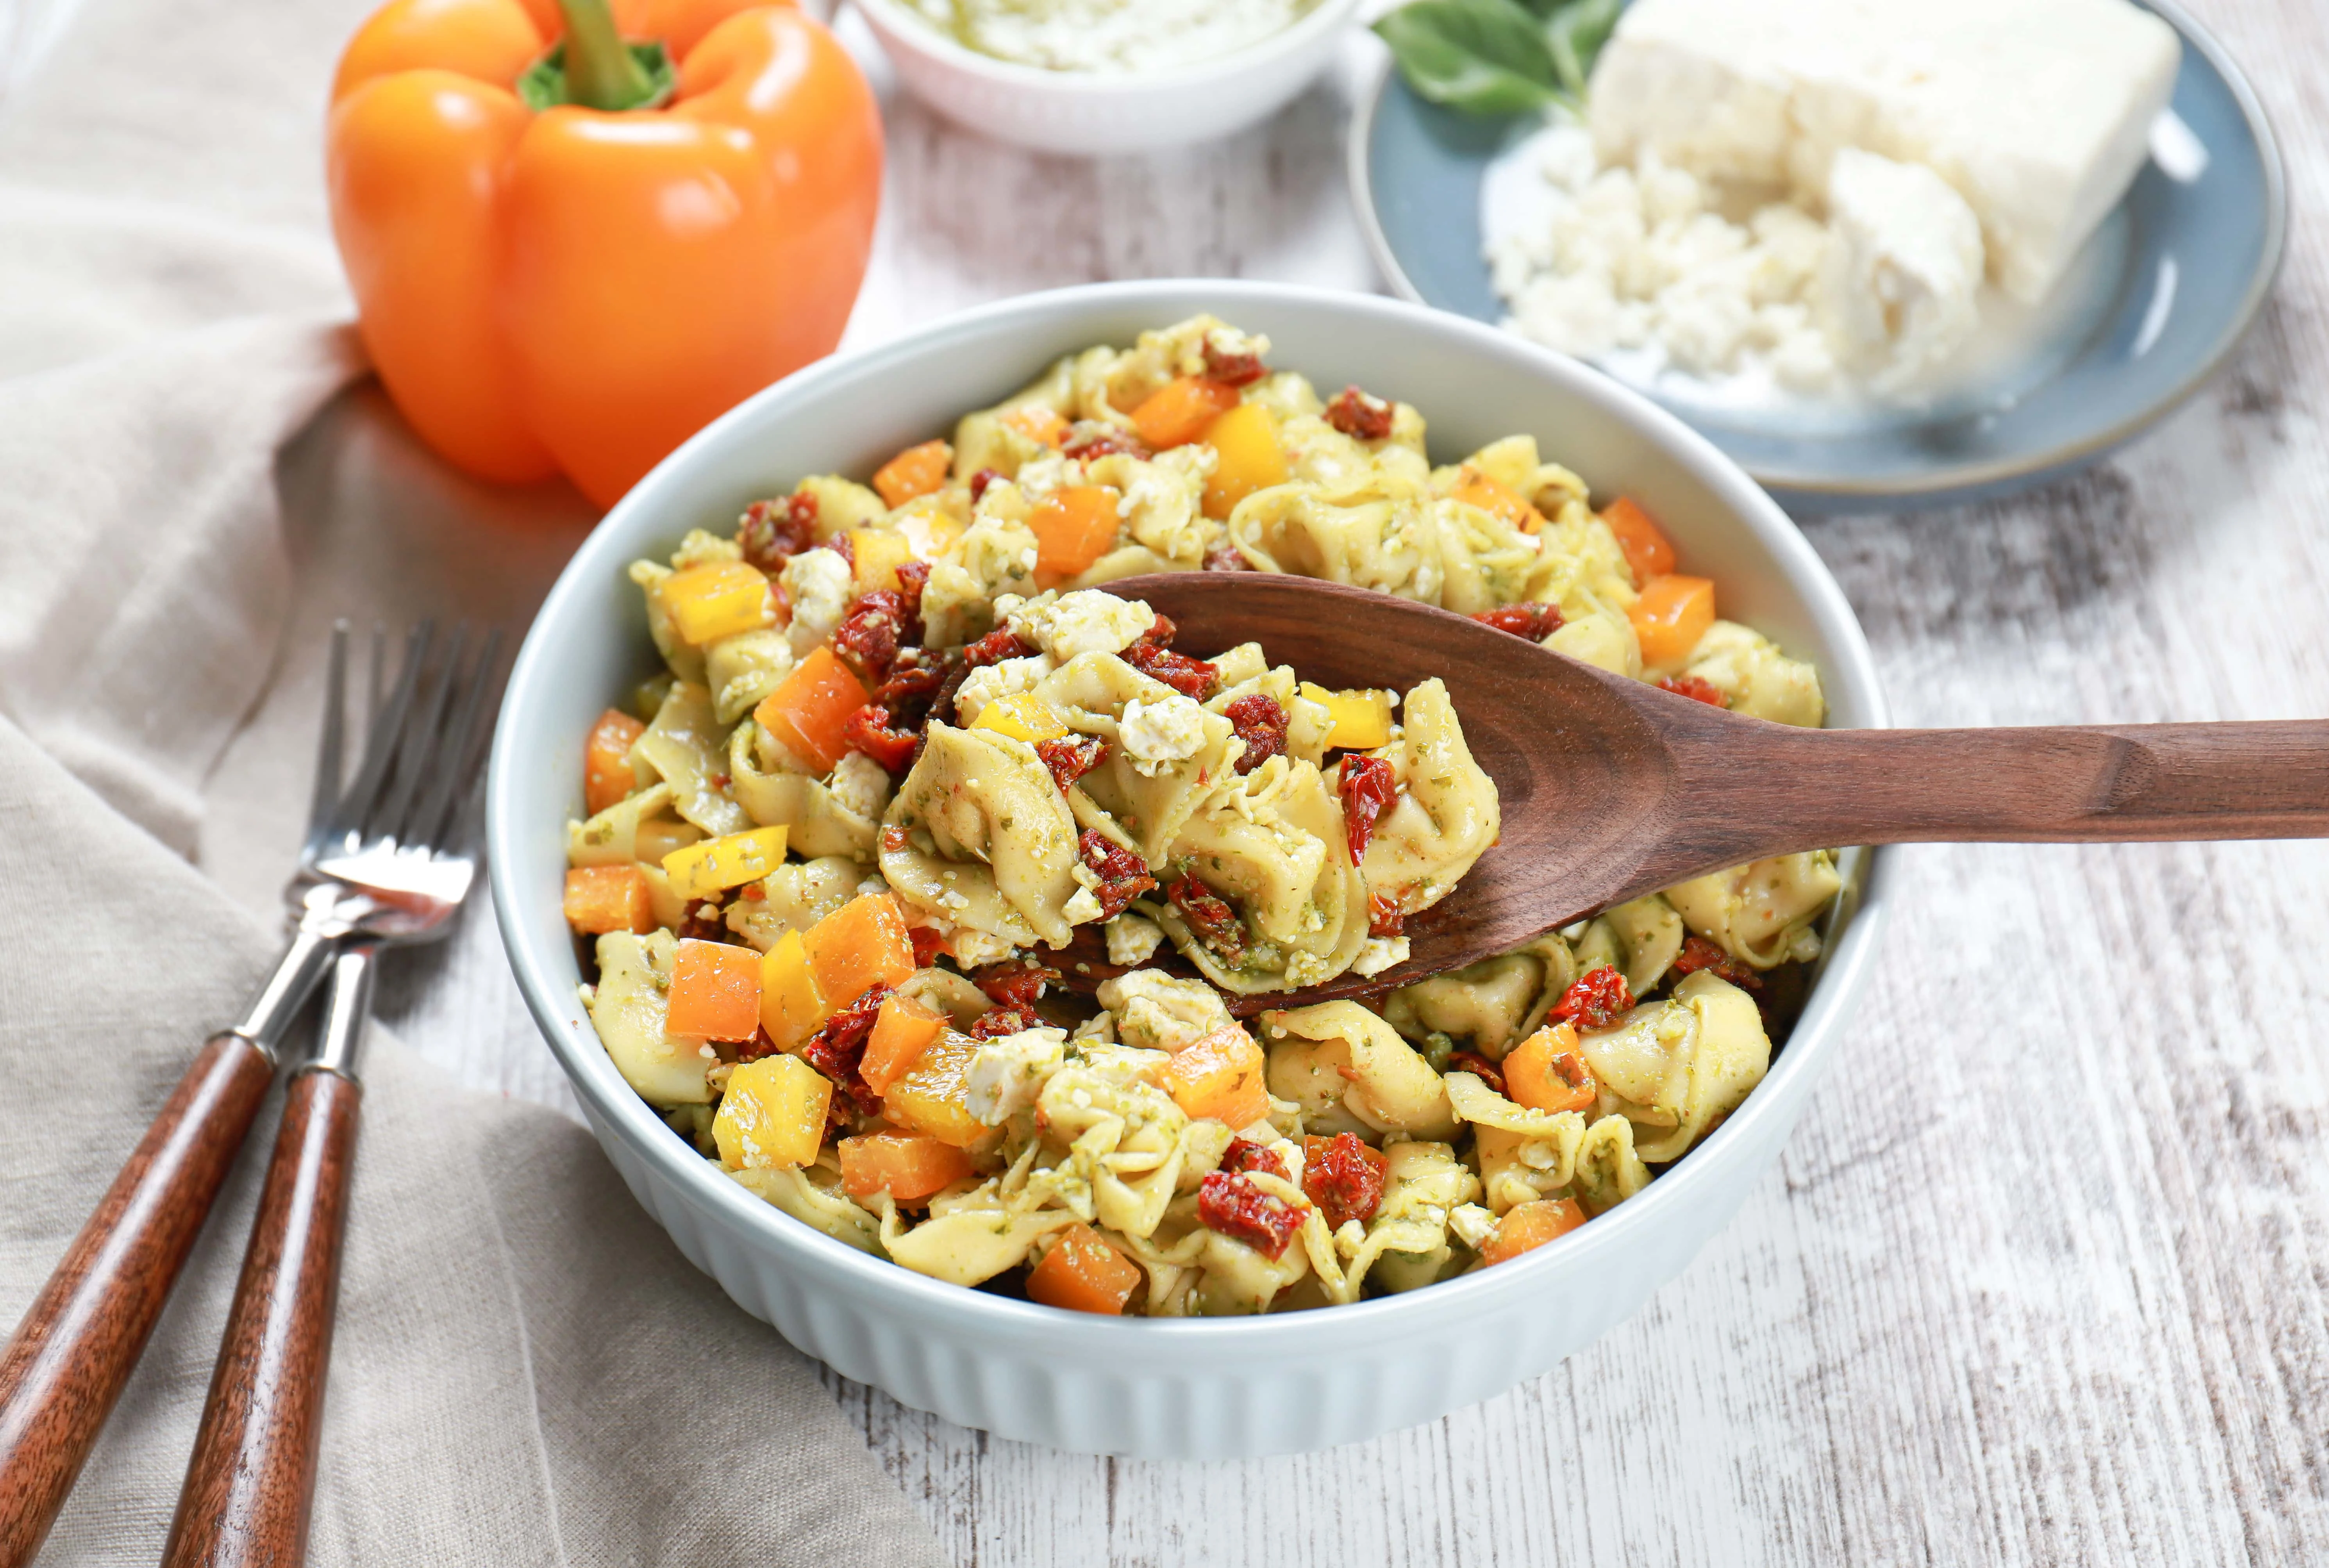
161 624 497 1568
0 621 497 1568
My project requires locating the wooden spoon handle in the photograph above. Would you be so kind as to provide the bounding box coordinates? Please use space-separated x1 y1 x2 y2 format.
162 1066 361 1568
0 1033 275 1568
1656 718 2329 877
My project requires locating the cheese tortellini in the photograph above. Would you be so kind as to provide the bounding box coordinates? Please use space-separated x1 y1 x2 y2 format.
567 315 1842 1316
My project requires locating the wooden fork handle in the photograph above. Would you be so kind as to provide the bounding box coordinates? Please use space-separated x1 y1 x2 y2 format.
163 1066 361 1568
0 1033 275 1568
1654 718 2329 878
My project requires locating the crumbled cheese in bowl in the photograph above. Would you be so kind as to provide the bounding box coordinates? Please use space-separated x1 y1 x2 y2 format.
903 0 1321 74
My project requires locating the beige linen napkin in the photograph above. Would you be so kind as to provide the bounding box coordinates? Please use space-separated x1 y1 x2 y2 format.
0 0 945 1562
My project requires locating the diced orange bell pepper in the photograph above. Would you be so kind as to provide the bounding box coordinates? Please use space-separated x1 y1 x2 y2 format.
1602 496 1677 584
860 993 945 1094
713 1053 831 1170
1629 574 1717 666
1200 402 1288 521
1000 405 1070 450
801 892 916 1008
583 706 645 815
1452 467 1546 533
872 439 952 507
759 929 829 1049
1502 1022 1598 1115
838 1131 975 1203
1478 1197 1587 1265
881 1029 989 1149
754 646 869 772
1027 1223 1143 1316
327 0 883 508
1157 1024 1269 1128
564 864 653 934
1129 376 1241 450
666 938 763 1041
1027 485 1121 582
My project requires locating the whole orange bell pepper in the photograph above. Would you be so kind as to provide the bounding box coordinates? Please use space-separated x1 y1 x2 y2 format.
328 0 882 508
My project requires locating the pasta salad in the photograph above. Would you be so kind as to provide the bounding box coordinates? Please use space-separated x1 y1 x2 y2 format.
563 315 1841 1316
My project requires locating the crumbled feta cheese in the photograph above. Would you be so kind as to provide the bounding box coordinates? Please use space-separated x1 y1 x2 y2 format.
999 589 1155 662
1816 149 1985 391
829 751 893 821
779 549 854 655
1351 936 1411 979
1097 970 1231 1054
1104 913 1165 966
1449 1203 1500 1250
948 928 1019 968
1119 694 1208 776
952 654 1053 726
1063 885 1106 926
965 1027 1067 1124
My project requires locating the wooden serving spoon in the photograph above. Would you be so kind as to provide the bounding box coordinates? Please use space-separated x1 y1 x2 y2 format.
1048 573 2329 1013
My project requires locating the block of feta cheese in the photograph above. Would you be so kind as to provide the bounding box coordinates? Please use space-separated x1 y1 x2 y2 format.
1816 149 1986 389
1588 0 2180 304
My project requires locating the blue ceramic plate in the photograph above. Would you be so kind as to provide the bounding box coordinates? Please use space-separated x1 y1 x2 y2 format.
1350 0 2286 512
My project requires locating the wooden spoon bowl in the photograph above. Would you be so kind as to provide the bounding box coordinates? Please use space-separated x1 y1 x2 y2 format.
1051 573 2329 1013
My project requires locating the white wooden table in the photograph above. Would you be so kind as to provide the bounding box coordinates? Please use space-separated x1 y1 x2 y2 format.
222 2 2329 1560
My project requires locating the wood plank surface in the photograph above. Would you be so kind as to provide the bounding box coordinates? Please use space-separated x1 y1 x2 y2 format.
184 0 2329 1560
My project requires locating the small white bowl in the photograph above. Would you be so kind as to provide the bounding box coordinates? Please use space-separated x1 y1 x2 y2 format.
489 280 1892 1459
851 0 1362 155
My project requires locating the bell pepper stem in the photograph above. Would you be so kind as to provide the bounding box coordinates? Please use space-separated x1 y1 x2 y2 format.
557 0 656 111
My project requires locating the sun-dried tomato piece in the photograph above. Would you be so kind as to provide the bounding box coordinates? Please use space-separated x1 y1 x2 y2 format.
895 558 932 621
1656 674 1727 708
906 924 948 969
871 654 946 727
1323 385 1395 442
1197 1171 1306 1259
832 589 916 685
1034 735 1108 794
968 467 1004 503
1552 965 1634 1031
1201 339 1268 387
1167 872 1245 964
1223 693 1288 776
1473 602 1564 641
1061 421 1151 462
1366 890 1405 939
1219 1137 1288 1180
971 957 1057 1013
738 494 817 573
676 895 727 944
1670 934 1762 990
1078 830 1156 922
1338 754 1400 864
843 704 920 774
1448 1050 1506 1097
1302 1132 1388 1231
798 984 889 1118
968 1003 1038 1039
824 531 856 571
1124 642 1218 701
1203 542 1252 573
736 1024 779 1063
961 628 1036 669
1134 613 1177 649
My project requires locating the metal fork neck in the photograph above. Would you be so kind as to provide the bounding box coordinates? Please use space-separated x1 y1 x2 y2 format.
227 926 338 1060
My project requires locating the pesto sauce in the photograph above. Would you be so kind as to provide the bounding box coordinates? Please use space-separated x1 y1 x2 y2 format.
905 0 1321 73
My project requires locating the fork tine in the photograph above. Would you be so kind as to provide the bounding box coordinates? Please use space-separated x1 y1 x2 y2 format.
373 623 468 846
327 621 433 848
303 622 349 847
409 627 504 854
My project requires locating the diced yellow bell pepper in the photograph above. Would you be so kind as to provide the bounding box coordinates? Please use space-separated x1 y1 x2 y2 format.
662 560 774 645
891 497 964 560
1200 402 1287 521
1298 682 1395 750
970 692 1069 744
850 526 916 595
713 1054 831 1171
881 1029 991 1149
662 825 788 901
759 929 830 1050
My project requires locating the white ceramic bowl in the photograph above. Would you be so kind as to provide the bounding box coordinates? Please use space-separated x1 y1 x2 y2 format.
488 280 1892 1459
850 0 1361 155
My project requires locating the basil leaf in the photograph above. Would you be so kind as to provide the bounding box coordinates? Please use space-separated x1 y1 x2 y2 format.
1373 0 1564 117
1545 0 1623 101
